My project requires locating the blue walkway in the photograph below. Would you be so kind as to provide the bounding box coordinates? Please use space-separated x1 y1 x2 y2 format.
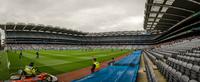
73 50 142 82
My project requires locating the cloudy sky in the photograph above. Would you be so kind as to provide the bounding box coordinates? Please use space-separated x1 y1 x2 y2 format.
0 0 145 32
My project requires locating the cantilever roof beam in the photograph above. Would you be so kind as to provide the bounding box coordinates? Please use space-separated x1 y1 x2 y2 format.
147 4 195 13
187 0 200 5
22 24 27 30
13 24 17 30
143 0 200 34
150 0 168 30
30 25 38 31
148 17 180 22
168 11 200 31
147 11 187 18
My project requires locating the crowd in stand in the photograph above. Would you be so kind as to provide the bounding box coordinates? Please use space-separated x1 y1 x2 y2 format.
154 36 200 50
5 44 150 50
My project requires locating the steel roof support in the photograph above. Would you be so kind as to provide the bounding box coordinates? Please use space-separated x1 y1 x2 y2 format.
22 24 27 30
147 4 195 13
187 0 200 5
148 11 187 18
30 25 37 31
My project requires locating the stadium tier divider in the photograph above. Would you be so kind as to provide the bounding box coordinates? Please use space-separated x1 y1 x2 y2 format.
143 51 158 82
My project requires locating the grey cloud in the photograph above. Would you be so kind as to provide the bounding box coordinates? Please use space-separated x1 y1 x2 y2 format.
0 0 145 32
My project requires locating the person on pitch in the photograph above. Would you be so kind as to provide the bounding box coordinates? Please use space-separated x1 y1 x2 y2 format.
23 62 37 76
108 57 115 66
91 58 100 73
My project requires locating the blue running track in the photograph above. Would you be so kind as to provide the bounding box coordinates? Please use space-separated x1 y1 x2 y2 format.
73 50 142 82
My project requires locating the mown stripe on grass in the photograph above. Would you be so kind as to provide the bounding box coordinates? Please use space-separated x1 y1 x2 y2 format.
4 49 132 79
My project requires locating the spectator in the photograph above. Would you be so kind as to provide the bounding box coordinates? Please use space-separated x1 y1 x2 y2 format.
108 58 115 66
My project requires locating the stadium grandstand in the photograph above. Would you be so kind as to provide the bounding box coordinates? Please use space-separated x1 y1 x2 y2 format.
0 0 200 82
142 0 200 82
0 23 155 50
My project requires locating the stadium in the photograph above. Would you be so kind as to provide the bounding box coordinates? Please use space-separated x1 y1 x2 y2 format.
0 0 200 82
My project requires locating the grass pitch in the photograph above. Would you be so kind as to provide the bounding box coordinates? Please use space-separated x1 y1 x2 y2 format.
0 49 131 80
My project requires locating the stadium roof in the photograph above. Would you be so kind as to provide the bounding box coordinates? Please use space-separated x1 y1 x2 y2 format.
0 22 147 36
144 0 200 34
87 31 146 36
0 22 86 35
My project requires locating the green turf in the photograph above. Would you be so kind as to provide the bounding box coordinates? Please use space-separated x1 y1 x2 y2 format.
0 51 10 80
0 49 132 80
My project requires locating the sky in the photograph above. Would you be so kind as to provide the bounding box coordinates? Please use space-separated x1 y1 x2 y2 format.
0 0 145 32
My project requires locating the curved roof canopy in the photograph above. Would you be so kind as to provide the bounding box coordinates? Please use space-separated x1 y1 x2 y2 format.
144 0 200 34
0 22 86 35
87 31 146 36
0 23 147 36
